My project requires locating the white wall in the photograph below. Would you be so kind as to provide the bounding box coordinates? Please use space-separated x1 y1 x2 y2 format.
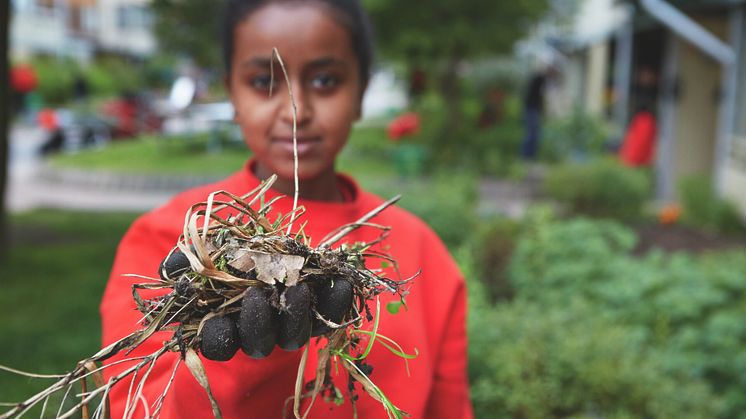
94 0 155 57
10 2 92 60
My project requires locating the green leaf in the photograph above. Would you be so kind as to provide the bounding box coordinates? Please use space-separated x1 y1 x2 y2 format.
386 301 403 315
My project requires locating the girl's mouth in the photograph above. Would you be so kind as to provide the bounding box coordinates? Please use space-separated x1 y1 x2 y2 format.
273 136 321 156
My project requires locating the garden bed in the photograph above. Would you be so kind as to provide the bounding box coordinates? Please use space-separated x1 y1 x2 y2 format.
633 223 746 255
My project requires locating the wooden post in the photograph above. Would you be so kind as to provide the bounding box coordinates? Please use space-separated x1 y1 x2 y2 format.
0 0 10 259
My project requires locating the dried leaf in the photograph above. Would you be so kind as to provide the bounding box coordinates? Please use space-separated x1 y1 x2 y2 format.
227 249 256 271
185 349 222 419
249 251 305 286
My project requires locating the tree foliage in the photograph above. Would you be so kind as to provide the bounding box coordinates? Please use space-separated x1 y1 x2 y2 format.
364 0 549 61
150 0 228 69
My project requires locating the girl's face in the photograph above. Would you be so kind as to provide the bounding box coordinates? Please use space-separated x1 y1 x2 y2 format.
228 3 363 183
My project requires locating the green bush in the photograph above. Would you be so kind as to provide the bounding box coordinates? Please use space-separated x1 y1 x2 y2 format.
84 57 144 98
364 172 477 249
541 107 609 162
468 118 523 177
407 91 524 176
544 158 652 221
30 56 78 105
500 215 746 417
469 299 720 419
474 217 522 302
679 175 746 235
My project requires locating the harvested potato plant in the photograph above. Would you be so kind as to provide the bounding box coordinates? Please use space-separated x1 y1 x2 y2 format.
0 176 415 419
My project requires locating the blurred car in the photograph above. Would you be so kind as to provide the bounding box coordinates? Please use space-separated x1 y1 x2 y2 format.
38 108 112 155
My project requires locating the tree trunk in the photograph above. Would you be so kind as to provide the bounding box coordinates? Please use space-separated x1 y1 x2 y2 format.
434 50 464 165
0 0 10 260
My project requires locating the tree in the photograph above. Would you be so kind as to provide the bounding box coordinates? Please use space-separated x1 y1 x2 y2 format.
0 0 10 259
150 0 228 69
367 0 548 63
365 0 548 163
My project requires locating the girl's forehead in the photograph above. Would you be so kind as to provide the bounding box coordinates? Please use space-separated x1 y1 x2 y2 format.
233 3 356 65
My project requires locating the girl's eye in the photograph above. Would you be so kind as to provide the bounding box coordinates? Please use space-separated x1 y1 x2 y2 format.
311 74 339 90
249 74 275 91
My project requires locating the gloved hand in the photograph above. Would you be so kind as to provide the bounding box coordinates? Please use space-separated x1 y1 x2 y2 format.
159 249 355 361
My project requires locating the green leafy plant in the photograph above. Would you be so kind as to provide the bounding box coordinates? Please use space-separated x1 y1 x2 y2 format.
543 158 652 221
679 175 746 235
502 215 746 417
84 57 144 98
541 107 609 162
29 56 78 105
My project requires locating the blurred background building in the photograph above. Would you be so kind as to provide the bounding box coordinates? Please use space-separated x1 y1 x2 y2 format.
526 0 746 217
10 0 155 61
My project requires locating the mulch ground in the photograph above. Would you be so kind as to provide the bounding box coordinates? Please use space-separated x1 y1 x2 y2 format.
633 223 746 255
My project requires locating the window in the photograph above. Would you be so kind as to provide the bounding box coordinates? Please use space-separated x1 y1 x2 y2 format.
117 5 153 30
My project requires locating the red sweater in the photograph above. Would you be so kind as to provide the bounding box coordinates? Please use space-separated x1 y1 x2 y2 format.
100 162 473 418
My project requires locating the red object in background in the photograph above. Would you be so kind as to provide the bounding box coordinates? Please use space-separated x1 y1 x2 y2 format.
387 112 421 140
37 109 59 131
619 111 657 166
10 65 38 93
101 97 139 138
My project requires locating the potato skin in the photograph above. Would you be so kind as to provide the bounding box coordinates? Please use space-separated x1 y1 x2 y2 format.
159 248 191 280
312 278 353 336
278 283 312 351
200 315 240 361
238 286 278 358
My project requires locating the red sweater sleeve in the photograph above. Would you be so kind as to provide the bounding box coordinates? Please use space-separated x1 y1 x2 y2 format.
425 280 473 418
418 229 474 419
99 214 182 418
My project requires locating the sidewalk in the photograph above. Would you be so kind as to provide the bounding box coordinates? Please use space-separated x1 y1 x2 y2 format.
476 165 545 219
6 124 214 213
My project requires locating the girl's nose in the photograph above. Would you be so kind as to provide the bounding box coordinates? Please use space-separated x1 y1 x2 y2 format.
279 81 313 127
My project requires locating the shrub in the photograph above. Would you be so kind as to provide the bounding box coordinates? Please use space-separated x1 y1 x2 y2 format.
543 158 652 221
364 172 477 249
468 118 523 177
84 57 144 98
474 217 522 302
30 56 78 105
541 107 609 162
400 173 477 249
503 215 746 417
679 175 746 235
468 299 721 419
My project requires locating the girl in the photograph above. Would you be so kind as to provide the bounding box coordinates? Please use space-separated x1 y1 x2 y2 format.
101 1 472 417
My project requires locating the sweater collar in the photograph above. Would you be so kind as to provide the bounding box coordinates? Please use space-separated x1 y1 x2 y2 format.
232 159 365 244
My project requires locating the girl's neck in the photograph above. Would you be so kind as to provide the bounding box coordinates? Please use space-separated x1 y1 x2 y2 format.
252 162 344 202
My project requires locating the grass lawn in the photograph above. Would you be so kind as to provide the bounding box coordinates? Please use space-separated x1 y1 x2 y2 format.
0 211 138 407
47 126 399 180
48 134 250 176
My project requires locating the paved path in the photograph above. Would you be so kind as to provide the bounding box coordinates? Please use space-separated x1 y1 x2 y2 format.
7 125 184 213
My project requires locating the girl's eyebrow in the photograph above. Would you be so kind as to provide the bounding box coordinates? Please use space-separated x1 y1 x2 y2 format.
240 56 347 69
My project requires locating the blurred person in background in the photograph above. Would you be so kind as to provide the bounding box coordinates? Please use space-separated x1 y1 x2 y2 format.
520 64 558 160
